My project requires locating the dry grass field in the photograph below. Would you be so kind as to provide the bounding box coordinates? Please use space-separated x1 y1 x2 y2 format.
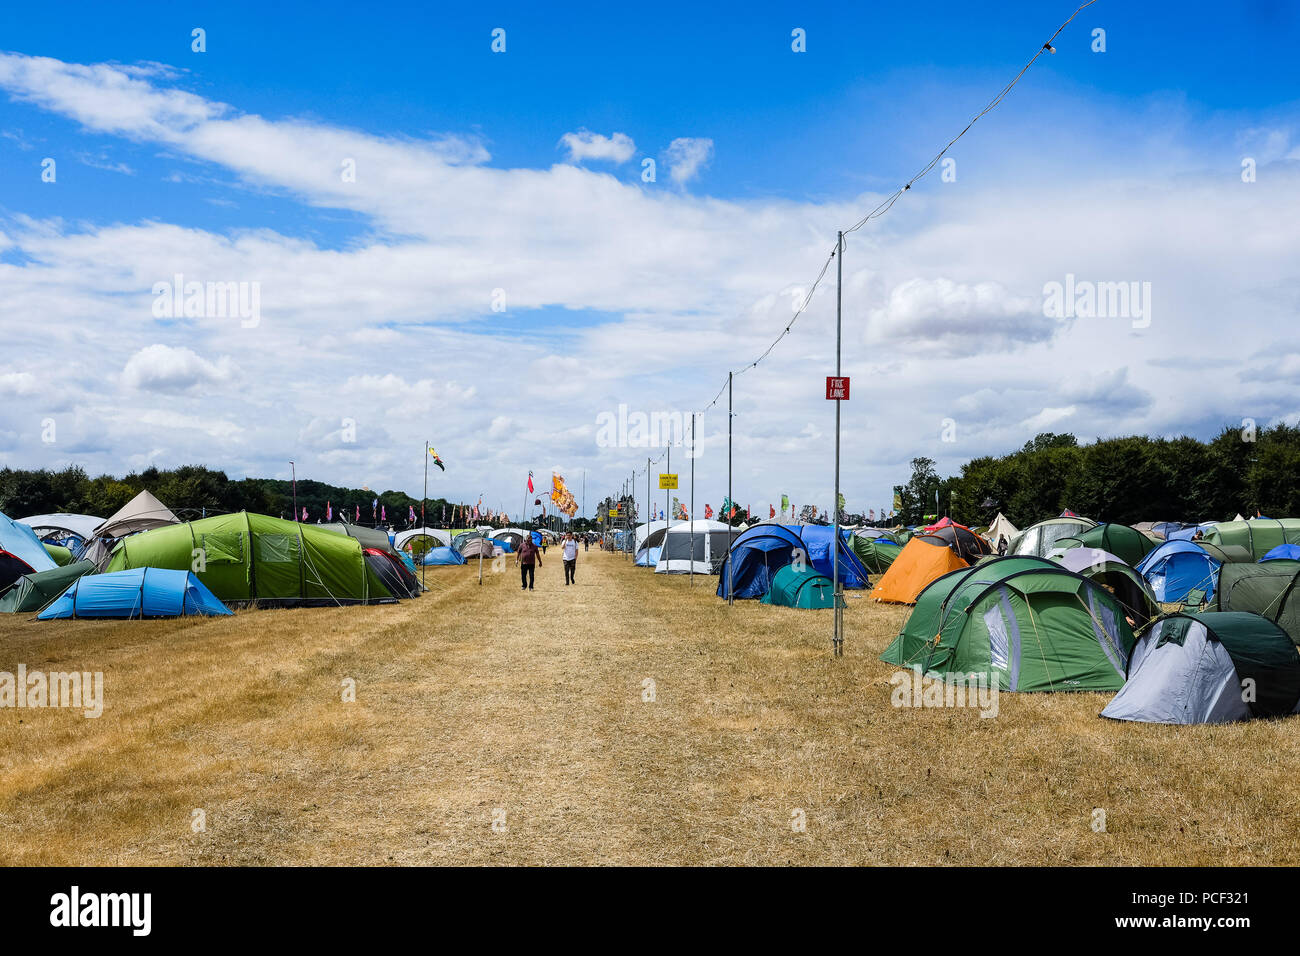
2 548 1298 866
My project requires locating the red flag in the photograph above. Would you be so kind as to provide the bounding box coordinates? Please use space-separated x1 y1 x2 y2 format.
704 504 714 519
770 504 775 518
355 505 360 522
527 471 535 494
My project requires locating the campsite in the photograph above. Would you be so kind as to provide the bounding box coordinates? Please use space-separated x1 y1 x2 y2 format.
1 0 1296 929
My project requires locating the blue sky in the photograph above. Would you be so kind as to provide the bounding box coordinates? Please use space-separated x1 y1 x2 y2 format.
1 1 1299 517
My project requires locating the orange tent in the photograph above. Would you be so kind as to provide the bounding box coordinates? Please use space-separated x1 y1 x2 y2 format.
868 536 968 604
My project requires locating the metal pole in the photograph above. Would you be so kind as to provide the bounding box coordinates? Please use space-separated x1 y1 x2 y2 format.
646 457 651 568
665 445 670 537
290 460 298 523
690 412 695 587
832 231 844 657
727 371 734 605
422 442 428 591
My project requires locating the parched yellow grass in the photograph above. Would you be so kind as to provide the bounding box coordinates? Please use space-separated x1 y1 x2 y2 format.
1 549 1298 865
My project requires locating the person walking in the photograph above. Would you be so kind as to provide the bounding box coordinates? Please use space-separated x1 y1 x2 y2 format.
562 532 578 585
517 533 541 590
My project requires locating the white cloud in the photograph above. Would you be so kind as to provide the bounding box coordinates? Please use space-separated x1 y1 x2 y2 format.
121 344 236 392
559 129 636 164
0 52 1297 512
663 137 714 185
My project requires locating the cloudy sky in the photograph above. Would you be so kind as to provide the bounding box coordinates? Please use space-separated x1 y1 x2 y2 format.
1 1 1298 520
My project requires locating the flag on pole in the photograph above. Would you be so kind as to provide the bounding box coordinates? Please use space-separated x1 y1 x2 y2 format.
429 447 445 471
355 505 360 522
301 507 308 522
327 501 332 522
381 505 387 522
704 503 714 519
770 504 775 518
527 471 535 494
409 505 416 524
781 493 790 515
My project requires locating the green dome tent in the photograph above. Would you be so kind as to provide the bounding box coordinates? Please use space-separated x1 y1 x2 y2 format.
103 512 404 606
881 555 1137 692
761 564 835 609
1102 612 1300 724
849 536 902 574
0 560 95 614
1213 560 1300 643
1051 523 1155 567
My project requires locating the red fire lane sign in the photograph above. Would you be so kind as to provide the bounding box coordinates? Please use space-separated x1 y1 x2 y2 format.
825 376 850 400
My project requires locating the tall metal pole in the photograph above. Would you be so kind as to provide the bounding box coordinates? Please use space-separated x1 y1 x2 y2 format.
689 413 696 587
646 457 651 567
290 460 298 523
665 445 670 535
727 371 734 605
422 441 429 591
832 231 844 657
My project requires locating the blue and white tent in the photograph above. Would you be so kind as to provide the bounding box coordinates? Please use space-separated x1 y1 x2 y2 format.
421 546 467 566
1136 540 1223 602
38 567 231 619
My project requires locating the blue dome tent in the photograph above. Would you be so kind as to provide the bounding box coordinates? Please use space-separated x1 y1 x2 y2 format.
422 546 467 566
716 523 869 600
38 567 231 619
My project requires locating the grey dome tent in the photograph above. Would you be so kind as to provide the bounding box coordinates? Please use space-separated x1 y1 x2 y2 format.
1102 612 1300 724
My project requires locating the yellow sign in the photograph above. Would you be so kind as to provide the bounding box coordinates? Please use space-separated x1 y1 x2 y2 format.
659 473 678 490
609 506 620 516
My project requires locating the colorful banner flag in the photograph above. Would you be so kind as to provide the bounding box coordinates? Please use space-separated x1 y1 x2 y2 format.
326 501 332 522
770 504 775 518
527 470 535 494
301 507 308 522
429 447 445 471
550 472 578 517
704 503 714 519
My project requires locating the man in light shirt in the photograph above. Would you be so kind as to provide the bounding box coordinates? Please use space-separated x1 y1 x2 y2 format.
562 532 579 585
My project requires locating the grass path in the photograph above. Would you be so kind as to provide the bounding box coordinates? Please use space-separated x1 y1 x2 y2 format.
2 549 1299 864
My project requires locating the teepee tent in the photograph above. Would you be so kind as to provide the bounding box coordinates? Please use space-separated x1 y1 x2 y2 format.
1102 612 1300 724
983 512 1019 550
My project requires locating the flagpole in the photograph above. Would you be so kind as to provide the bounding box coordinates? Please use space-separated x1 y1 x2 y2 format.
290 460 298 523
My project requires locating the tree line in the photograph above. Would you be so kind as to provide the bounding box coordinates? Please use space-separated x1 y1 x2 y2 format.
0 464 489 528
896 424 1300 528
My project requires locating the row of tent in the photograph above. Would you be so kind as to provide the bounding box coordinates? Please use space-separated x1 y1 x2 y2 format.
880 552 1300 725
0 494 426 618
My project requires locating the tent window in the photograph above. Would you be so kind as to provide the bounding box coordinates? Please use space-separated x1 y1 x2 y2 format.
200 532 243 565
258 534 299 563
984 605 1010 671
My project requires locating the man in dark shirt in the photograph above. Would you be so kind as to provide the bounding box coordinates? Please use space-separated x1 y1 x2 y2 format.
517 535 541 590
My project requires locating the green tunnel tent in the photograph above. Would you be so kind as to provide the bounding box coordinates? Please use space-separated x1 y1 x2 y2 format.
761 563 835 609
103 512 405 606
0 560 95 613
1213 560 1300 643
1102 612 1300 724
1050 522 1156 567
881 555 1137 692
1203 518 1300 561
